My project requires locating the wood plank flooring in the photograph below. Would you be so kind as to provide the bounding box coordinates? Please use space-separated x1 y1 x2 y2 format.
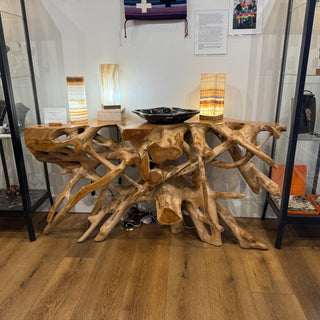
1 213 320 320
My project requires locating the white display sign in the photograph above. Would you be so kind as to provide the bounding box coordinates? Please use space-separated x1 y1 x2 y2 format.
44 108 67 124
195 10 228 55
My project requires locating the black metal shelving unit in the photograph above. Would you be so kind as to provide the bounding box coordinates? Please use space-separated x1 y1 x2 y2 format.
0 0 52 241
262 0 320 248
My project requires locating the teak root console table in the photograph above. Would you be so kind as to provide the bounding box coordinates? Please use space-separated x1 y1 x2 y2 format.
25 117 285 249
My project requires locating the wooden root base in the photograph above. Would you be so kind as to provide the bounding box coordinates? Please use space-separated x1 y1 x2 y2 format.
25 119 286 249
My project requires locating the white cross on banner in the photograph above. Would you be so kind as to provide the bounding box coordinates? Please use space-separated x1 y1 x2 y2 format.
136 0 152 13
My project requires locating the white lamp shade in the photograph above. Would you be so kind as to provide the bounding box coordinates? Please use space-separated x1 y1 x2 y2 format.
100 64 121 107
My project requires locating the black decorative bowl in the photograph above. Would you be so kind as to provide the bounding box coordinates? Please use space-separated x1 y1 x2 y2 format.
132 107 199 124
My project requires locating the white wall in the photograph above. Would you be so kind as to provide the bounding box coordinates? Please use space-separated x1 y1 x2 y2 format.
37 0 285 122
25 0 288 216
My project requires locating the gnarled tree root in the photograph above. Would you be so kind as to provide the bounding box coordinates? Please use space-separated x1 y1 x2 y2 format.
24 119 286 249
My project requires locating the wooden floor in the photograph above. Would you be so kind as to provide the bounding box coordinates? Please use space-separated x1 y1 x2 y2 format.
1 214 320 320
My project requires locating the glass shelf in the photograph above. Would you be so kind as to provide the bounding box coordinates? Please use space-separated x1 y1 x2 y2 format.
282 132 320 141
293 2 307 10
0 133 11 139
1 74 32 79
0 189 48 212
0 0 23 18
297 133 320 141
282 73 320 77
11 75 31 79
291 0 320 10
0 10 22 18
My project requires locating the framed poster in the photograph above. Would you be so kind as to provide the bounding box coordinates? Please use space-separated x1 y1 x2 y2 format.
229 0 263 35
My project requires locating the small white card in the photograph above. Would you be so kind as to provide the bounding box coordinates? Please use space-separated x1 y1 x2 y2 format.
44 108 67 124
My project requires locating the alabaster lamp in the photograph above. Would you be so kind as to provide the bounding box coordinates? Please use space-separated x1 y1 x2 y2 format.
99 64 121 109
66 76 88 123
200 73 226 121
97 64 125 121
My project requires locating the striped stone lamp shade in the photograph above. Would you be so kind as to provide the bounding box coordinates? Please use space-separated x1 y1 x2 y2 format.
200 73 226 121
66 76 88 123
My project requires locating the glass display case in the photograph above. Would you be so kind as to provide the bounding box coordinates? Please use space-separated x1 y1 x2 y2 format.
0 0 52 241
262 0 320 248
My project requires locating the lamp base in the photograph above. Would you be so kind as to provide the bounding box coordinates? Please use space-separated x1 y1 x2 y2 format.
101 104 121 110
97 107 125 121
102 105 121 110
200 114 223 122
